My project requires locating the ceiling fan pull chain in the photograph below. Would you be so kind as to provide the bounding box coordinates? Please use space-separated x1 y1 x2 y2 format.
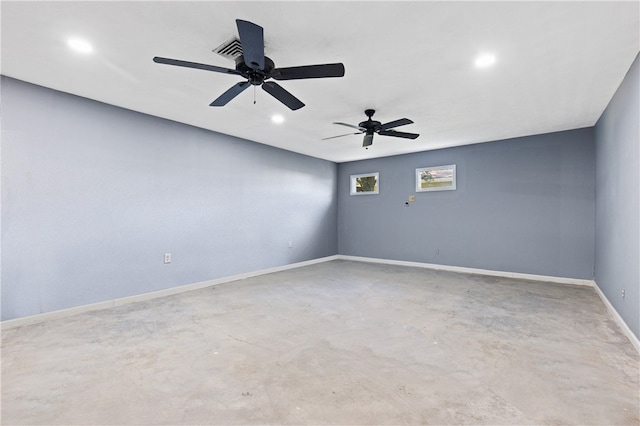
253 86 256 105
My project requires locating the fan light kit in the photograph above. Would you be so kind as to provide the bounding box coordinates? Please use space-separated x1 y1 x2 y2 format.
153 19 345 110
324 109 419 148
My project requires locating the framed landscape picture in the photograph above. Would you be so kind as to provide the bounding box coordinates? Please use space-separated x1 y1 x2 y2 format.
350 172 379 195
416 165 456 192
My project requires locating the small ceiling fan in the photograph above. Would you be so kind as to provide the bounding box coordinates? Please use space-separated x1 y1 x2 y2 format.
153 19 345 110
324 109 420 147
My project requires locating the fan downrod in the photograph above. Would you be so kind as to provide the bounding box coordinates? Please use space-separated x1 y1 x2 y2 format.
360 109 381 129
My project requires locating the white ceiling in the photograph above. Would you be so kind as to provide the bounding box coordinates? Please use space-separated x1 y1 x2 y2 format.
2 1 638 163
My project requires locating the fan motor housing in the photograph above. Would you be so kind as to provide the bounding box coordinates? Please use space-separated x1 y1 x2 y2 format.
359 120 381 130
235 55 275 85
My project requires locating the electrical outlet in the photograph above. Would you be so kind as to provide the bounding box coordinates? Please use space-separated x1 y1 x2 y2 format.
288 241 293 249
164 253 171 264
436 249 440 255
622 288 625 298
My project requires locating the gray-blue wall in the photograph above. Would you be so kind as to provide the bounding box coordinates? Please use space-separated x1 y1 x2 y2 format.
1 76 338 321
4 54 637 341
338 129 596 280
595 53 639 339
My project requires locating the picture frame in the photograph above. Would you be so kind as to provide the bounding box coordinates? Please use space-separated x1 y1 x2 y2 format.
350 172 379 195
416 165 456 192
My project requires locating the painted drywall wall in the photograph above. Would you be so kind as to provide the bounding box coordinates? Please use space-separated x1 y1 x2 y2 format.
1 76 338 321
594 53 640 339
338 128 595 280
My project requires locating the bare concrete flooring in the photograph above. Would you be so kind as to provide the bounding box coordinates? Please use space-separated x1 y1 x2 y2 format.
2 260 639 425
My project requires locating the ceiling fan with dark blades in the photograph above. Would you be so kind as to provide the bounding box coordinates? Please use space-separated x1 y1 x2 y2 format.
153 19 345 110
324 109 419 147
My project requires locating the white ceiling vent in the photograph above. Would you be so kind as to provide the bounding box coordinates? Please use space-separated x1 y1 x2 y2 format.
213 37 243 60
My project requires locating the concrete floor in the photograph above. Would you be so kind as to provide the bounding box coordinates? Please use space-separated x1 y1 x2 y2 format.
2 260 639 425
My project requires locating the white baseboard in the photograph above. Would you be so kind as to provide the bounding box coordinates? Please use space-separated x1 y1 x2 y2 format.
592 280 640 353
5 254 638 355
337 255 594 286
1 255 338 330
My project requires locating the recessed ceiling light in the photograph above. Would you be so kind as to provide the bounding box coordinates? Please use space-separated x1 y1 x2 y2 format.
271 114 284 124
67 38 93 54
475 53 496 68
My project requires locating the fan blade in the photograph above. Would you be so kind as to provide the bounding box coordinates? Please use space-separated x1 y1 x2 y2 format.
333 122 363 131
271 63 345 80
321 132 361 141
262 81 304 110
153 57 241 75
236 20 264 70
378 130 420 139
378 118 414 131
210 81 251 106
363 134 374 147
